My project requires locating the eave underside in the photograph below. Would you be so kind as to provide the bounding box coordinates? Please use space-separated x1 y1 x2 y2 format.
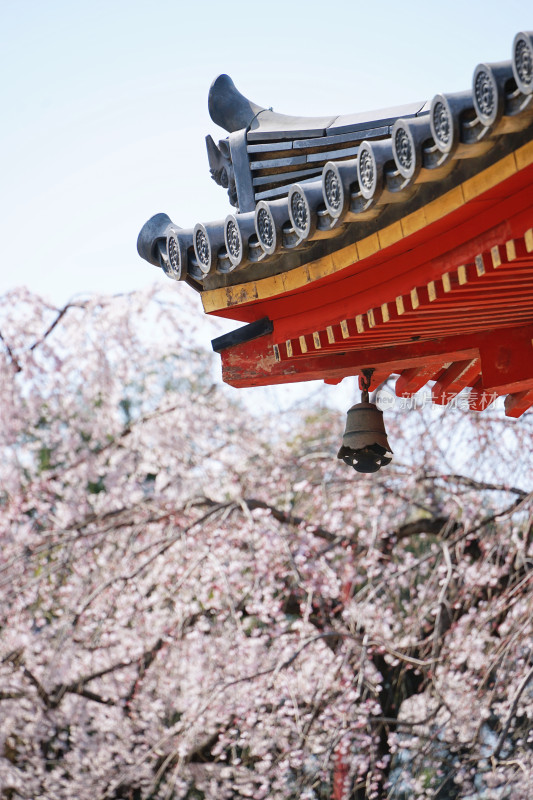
214 151 533 418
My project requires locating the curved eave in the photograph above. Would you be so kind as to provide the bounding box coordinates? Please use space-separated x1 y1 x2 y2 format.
214 149 533 417
202 140 533 325
137 32 533 415
138 32 533 295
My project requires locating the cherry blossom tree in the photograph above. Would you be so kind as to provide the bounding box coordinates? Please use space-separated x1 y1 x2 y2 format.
1 286 532 800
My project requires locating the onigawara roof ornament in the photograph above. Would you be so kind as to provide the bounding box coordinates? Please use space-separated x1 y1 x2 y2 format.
138 32 533 449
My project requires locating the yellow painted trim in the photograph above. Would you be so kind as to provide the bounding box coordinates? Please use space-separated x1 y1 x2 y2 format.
410 288 419 310
458 265 468 285
491 246 501 268
396 296 405 315
340 320 349 338
378 220 403 250
525 229 533 253
401 206 428 238
367 309 376 328
442 273 451 293
299 335 308 354
201 141 533 313
326 325 335 343
357 233 380 261
355 314 365 333
282 266 310 294
286 339 293 357
307 255 336 283
514 139 533 172
313 331 321 349
461 153 516 203
427 281 437 301
381 302 390 322
331 244 358 271
506 239 517 261
425 185 465 224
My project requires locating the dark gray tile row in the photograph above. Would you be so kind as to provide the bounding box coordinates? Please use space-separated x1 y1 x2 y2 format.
138 32 533 290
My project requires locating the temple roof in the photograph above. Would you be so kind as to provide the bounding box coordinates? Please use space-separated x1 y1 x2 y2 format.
138 31 533 301
137 32 533 418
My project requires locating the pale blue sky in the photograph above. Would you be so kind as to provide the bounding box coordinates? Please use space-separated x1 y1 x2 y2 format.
0 0 530 308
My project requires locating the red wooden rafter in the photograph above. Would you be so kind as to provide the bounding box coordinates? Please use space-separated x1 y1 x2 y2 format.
213 164 533 417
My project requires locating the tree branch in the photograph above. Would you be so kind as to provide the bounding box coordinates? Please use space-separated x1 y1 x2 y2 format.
396 516 457 540
492 661 533 760
29 302 85 352
242 498 339 543
124 637 165 711
429 473 528 498
0 329 22 372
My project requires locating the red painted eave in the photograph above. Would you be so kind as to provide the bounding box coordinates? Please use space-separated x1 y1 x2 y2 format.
212 157 533 416
208 161 533 339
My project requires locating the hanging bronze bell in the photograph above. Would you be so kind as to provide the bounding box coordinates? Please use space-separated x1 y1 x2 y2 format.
337 370 393 473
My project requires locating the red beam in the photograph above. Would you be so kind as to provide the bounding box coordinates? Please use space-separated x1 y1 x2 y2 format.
480 334 533 394
432 359 480 404
211 171 533 337
221 324 533 389
468 378 497 412
395 365 445 397
505 388 533 418
281 309 533 360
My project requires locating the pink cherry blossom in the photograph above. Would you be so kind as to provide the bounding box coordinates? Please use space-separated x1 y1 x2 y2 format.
1 287 532 799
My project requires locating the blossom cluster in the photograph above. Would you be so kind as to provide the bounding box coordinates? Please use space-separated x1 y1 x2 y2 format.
0 287 532 799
